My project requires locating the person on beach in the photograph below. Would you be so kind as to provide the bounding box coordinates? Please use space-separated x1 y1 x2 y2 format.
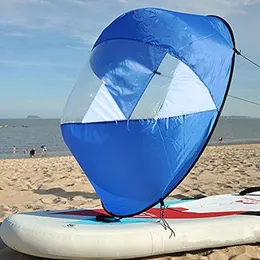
12 145 16 155
30 148 36 158
41 145 47 155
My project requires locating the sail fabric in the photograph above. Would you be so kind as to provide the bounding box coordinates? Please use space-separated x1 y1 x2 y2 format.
61 8 236 217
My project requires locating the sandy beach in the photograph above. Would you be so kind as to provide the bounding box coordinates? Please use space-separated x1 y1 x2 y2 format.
0 143 260 260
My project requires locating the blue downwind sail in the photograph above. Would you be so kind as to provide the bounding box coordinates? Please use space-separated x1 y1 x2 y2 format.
61 8 236 217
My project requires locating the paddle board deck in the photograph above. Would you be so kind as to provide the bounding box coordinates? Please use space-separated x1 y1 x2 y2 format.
1 191 260 259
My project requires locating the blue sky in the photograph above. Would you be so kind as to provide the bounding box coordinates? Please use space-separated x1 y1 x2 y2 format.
0 0 260 118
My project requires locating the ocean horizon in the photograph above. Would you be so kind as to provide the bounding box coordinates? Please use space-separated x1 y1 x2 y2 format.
0 117 260 160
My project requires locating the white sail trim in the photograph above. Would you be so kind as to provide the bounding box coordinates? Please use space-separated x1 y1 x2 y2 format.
82 83 126 123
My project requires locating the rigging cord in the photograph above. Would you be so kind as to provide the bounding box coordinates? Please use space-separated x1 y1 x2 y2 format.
234 48 260 70
158 200 175 238
228 95 260 107
229 48 260 107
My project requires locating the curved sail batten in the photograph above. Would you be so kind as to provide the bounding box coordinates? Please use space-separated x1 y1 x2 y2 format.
61 8 236 217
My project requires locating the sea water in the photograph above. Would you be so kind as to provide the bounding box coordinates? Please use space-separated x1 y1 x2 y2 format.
0 117 259 159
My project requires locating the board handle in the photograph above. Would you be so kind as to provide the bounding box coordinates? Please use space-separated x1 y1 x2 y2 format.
239 187 260 195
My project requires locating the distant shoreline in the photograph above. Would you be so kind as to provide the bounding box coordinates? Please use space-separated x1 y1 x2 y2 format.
0 116 260 120
0 118 259 160
1 142 260 161
210 139 260 146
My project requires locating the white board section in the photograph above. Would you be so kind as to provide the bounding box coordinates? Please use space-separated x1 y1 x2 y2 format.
1 193 260 259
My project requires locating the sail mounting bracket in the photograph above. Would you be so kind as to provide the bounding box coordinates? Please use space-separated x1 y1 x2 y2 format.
233 48 241 55
96 215 121 223
158 199 175 238
153 70 162 75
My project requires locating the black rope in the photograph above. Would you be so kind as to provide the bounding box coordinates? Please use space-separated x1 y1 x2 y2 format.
229 49 260 107
158 200 175 238
228 95 260 106
234 48 260 69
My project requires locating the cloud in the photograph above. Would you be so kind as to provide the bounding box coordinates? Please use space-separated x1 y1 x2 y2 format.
113 0 260 16
1 0 259 66
0 0 111 44
0 59 73 68
0 0 259 45
1 0 258 86
0 0 260 74
0 0 259 118
65 44 89 50
1 31 30 37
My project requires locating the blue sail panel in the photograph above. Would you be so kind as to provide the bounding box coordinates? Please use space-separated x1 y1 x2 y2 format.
61 8 236 217
93 8 234 110
61 110 217 215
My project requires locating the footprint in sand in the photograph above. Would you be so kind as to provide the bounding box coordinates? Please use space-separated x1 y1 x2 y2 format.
43 178 55 183
67 167 73 172
66 183 75 187
230 255 252 260
207 251 229 260
24 204 33 210
53 197 65 204
40 197 54 204
0 205 8 218
10 206 19 214
43 173 52 178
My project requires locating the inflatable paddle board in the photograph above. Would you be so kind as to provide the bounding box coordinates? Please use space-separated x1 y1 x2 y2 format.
1 189 260 260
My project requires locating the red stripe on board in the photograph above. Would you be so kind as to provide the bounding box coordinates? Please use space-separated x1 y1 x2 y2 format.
145 208 245 219
53 207 245 219
54 209 109 216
